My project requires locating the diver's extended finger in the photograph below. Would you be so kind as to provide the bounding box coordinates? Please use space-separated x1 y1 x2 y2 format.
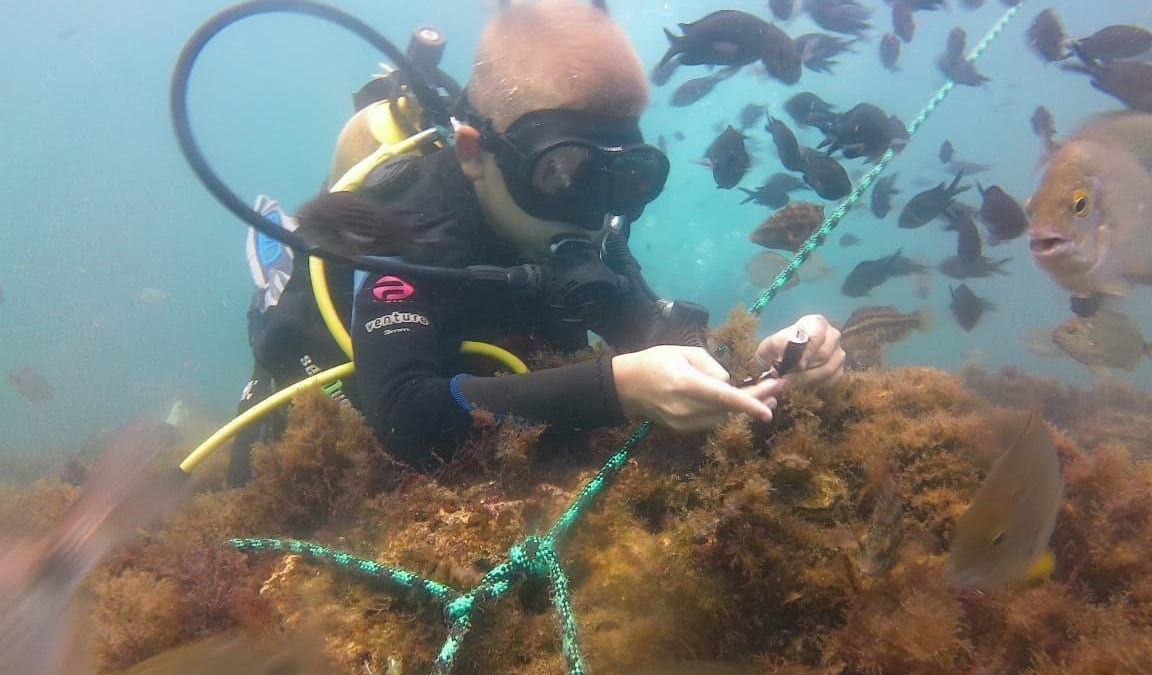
690 374 775 421
682 347 732 383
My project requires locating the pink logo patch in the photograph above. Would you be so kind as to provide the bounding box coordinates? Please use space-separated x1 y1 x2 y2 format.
372 275 415 302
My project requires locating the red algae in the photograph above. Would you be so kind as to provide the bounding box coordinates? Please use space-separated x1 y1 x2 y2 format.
2 323 1152 674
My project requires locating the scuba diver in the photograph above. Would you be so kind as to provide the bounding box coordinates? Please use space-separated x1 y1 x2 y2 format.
228 0 844 483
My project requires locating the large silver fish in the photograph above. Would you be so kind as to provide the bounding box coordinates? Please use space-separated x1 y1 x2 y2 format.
1028 111 1152 301
945 414 1062 590
0 422 185 675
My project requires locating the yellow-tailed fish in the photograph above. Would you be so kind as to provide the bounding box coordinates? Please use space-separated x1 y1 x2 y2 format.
945 413 1062 589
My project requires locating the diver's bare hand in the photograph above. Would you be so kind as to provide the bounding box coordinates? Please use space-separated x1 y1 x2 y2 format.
755 314 845 387
612 346 779 432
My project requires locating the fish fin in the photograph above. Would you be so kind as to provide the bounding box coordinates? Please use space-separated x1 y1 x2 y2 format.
657 29 681 67
915 306 936 333
1025 549 1055 583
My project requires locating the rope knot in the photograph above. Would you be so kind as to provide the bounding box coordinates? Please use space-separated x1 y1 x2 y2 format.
509 535 551 578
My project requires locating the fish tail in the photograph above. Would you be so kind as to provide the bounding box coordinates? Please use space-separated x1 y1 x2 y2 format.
948 170 968 197
658 29 681 67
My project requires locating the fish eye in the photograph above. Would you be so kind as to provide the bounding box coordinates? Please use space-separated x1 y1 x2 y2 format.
1071 189 1090 217
990 530 1006 547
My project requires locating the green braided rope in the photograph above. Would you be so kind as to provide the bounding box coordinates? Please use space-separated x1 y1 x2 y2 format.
229 537 459 602
749 1 1023 316
230 7 1026 674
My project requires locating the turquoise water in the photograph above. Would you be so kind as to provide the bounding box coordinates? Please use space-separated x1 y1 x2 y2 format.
1 0 1149 456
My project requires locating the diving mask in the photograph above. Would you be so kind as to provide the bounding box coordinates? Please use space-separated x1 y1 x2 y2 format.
472 108 669 230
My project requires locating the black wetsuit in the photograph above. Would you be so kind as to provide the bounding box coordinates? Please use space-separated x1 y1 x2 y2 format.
232 149 703 477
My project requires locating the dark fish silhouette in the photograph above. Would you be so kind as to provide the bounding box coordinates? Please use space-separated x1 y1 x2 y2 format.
794 32 856 74
800 149 852 200
839 233 861 247
949 283 994 331
804 0 872 36
939 140 955 164
7 367 53 402
888 115 910 153
769 0 796 21
901 0 947 9
738 172 809 208
659 10 770 67
820 102 893 162
1028 9 1067 62
784 91 838 131
704 126 751 189
673 130 686 141
879 32 901 72
898 172 968 228
842 248 927 297
977 183 1029 244
670 66 739 107
649 56 681 86
766 116 806 171
937 208 1013 279
738 103 767 129
870 174 900 219
1031 105 1056 139
761 23 803 85
938 29 989 86
1071 25 1152 62
892 1 915 43
1064 57 1152 113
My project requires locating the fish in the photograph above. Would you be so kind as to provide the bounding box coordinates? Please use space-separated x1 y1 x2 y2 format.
1051 309 1152 373
901 0 947 9
839 233 861 247
939 52 989 86
1027 111 1152 300
1028 9 1067 62
840 303 933 352
738 103 766 130
938 211 1013 278
658 10 770 67
761 23 803 85
976 183 1028 244
870 174 900 219
898 171 968 229
703 126 750 189
960 0 986 8
939 140 954 164
879 32 901 72
887 115 910 153
766 116 806 172
891 1 915 43
841 248 927 297
769 0 796 21
857 466 905 577
949 283 994 331
1063 58 1152 113
6 367 53 402
794 32 855 74
649 56 681 86
670 66 738 107
804 0 872 37
1070 25 1152 62
819 102 893 163
937 255 1012 280
738 172 808 208
0 421 186 675
748 201 826 252
784 92 838 132
800 150 852 200
943 26 967 64
1031 105 1056 141
945 413 1062 590
745 250 829 289
673 130 686 141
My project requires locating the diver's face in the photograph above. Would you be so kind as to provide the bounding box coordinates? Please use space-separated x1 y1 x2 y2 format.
465 144 603 262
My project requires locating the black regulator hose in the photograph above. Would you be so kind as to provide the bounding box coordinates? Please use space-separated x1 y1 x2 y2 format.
171 0 533 286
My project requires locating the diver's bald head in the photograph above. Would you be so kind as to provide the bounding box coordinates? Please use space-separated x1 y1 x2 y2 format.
467 0 648 131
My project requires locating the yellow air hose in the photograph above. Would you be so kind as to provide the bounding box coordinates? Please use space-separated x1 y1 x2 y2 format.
180 96 527 473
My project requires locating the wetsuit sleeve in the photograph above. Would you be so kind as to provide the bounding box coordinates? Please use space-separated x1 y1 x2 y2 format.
354 275 627 469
